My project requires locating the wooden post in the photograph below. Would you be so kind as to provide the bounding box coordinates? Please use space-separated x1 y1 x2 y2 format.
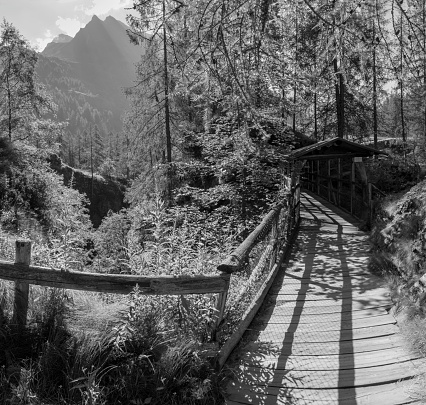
327 160 331 201
12 240 31 328
350 160 355 215
316 160 320 195
213 275 229 341
368 182 373 228
338 158 341 207
296 185 301 223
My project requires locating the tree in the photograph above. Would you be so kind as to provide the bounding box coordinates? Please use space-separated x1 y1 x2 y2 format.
127 0 183 200
0 20 49 141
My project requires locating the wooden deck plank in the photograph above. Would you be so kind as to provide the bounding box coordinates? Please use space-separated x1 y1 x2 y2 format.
269 286 389 298
255 306 391 321
245 322 399 343
233 358 423 389
251 313 397 331
240 334 404 356
225 191 422 405
226 379 419 404
235 346 419 371
264 296 391 309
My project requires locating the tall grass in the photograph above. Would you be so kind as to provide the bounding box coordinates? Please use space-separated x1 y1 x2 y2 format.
0 279 228 404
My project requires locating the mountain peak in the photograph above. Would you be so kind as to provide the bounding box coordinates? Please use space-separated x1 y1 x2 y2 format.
52 34 73 44
91 15 101 22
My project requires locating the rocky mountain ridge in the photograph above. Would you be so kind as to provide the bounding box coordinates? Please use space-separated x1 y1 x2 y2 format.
36 15 144 162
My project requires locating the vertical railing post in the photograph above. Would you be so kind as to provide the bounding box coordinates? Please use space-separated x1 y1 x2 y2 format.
295 184 301 223
338 158 341 207
316 160 320 195
350 160 355 215
213 274 230 341
12 240 31 329
368 182 373 228
327 159 331 202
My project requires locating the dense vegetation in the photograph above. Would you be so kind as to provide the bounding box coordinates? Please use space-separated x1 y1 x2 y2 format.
2 0 426 402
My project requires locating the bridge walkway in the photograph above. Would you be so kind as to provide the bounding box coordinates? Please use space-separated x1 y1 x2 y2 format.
226 191 423 405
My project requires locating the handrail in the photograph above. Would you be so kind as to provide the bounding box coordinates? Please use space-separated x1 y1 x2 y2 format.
214 180 301 368
0 240 230 328
0 259 230 294
217 203 284 274
370 182 386 197
0 176 301 369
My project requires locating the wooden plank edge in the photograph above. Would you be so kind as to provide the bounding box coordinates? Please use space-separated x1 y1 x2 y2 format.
216 219 301 369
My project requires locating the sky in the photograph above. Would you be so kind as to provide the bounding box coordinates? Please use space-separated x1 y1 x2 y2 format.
0 0 137 51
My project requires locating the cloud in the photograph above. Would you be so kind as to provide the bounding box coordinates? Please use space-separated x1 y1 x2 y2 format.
33 29 55 52
79 0 133 16
56 16 84 36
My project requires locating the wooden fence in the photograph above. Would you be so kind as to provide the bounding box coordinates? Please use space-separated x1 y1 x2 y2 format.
0 177 301 368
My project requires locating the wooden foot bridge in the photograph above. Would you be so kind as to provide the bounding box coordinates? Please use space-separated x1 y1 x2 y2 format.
225 191 423 405
0 138 424 404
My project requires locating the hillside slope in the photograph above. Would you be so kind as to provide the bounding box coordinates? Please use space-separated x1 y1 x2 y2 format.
371 180 426 308
36 16 144 152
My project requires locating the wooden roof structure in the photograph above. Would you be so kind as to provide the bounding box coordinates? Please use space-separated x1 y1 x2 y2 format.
286 137 386 161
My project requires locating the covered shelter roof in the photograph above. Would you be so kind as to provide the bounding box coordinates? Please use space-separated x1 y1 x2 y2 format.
286 137 387 161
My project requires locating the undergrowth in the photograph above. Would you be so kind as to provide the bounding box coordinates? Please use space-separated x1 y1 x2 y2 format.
0 283 228 404
369 180 426 403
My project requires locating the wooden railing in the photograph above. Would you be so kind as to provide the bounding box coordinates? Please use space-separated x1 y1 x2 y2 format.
0 178 301 368
215 180 301 367
0 243 230 329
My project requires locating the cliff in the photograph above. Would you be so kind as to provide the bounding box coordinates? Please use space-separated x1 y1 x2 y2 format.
49 155 127 227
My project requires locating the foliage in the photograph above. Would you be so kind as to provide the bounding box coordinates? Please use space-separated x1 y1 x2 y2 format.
0 286 227 404
369 179 426 307
92 209 131 274
94 191 241 276
0 20 53 142
367 155 422 193
0 140 92 271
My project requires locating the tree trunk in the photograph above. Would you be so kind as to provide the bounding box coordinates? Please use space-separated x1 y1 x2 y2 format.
163 0 172 200
90 125 94 199
333 57 344 139
293 3 298 133
372 15 378 149
8 85 12 140
332 0 344 139
314 91 318 140
423 0 426 140
399 12 406 146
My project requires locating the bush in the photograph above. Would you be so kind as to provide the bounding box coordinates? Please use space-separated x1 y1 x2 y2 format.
367 157 421 193
0 287 227 405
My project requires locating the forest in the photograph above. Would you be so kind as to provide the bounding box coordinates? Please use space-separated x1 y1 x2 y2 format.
1 0 426 403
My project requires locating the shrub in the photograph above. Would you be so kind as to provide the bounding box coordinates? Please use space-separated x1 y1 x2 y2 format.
367 157 421 193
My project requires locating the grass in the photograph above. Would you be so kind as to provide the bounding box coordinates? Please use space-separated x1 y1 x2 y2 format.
0 190 286 404
0 279 229 404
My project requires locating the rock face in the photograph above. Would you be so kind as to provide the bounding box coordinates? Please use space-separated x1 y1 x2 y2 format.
37 15 145 140
49 155 127 227
41 15 141 109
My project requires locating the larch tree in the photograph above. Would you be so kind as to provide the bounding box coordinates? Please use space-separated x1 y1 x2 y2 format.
126 0 184 201
0 20 49 141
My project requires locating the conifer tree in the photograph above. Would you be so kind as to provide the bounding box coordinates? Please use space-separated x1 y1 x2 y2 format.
0 20 49 141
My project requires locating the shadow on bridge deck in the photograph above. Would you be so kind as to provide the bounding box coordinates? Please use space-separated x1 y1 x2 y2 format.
225 191 422 405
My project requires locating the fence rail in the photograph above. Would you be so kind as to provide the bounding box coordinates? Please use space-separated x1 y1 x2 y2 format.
0 174 301 369
0 260 230 294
